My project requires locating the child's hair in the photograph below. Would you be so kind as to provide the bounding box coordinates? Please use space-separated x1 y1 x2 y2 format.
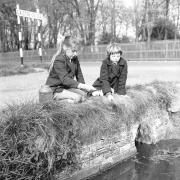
48 36 73 73
106 43 122 56
63 36 79 52
63 35 72 48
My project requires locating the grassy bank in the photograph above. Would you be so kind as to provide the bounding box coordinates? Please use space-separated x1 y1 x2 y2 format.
0 81 177 179
0 63 49 77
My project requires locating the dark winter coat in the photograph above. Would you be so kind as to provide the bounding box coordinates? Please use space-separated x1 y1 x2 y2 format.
46 52 85 93
93 57 128 95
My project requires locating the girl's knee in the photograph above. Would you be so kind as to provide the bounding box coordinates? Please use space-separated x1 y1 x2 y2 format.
53 91 85 103
72 94 83 102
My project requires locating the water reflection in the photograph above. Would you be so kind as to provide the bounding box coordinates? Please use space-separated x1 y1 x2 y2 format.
89 140 180 180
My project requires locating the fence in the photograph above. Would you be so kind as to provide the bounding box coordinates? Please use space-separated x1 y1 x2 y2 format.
80 40 180 61
0 40 180 64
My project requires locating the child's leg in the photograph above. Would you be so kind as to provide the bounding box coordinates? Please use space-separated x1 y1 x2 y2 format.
53 89 82 103
68 88 87 97
68 88 87 101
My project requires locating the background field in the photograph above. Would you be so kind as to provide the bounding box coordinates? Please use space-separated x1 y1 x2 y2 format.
0 61 180 109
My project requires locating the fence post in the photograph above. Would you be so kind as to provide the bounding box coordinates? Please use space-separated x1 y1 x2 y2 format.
165 40 168 61
140 42 142 60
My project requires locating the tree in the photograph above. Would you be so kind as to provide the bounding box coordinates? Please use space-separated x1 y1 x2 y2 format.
141 0 158 42
0 1 18 52
68 0 101 45
86 0 101 45
151 18 180 40
0 0 45 51
164 0 171 39
98 32 112 44
98 2 110 34
170 0 180 39
36 0 70 48
136 0 172 42
116 5 134 38
48 0 101 45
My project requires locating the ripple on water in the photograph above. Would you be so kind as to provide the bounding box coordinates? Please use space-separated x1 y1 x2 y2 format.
90 139 180 180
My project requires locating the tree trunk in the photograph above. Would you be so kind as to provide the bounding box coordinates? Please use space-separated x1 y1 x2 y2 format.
164 0 170 40
1 21 5 52
147 27 152 42
87 0 97 45
111 0 116 41
88 13 95 45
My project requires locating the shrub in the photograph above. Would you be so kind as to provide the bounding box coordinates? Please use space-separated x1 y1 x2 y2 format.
0 102 81 179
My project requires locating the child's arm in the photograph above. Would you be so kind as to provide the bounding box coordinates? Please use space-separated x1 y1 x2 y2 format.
117 60 128 95
54 57 79 88
100 61 112 95
76 58 85 84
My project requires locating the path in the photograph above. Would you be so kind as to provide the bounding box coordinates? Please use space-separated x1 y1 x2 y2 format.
0 61 180 109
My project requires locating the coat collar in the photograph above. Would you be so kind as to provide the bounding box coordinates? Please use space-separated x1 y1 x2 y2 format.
63 52 77 64
61 53 72 65
106 57 125 66
58 53 74 71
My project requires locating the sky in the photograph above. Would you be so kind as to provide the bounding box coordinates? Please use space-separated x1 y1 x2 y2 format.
115 0 137 38
120 0 135 8
120 0 143 8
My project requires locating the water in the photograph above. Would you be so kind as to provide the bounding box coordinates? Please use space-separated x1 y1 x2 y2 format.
89 139 180 180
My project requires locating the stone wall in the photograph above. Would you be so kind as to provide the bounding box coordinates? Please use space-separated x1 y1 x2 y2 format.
136 83 180 144
56 81 180 180
1 81 180 180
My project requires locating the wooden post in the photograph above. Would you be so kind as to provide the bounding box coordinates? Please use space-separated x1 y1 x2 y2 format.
16 4 24 66
16 4 44 64
165 40 168 60
36 8 42 62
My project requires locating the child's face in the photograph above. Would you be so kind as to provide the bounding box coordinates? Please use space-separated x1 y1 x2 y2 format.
65 48 74 59
110 52 121 63
72 50 77 57
65 48 78 59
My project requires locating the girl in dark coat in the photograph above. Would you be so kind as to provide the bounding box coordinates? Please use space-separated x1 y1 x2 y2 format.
45 36 95 103
92 43 128 102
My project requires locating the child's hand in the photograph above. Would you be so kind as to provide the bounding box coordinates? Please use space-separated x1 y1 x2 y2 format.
92 90 103 96
78 83 96 92
111 88 114 94
107 94 114 102
106 92 114 102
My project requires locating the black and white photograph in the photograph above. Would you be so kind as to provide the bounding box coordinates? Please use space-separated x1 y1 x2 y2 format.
0 0 180 179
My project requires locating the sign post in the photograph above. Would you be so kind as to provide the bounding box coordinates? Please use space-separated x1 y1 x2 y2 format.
16 4 23 66
16 8 44 20
36 8 43 62
16 4 44 64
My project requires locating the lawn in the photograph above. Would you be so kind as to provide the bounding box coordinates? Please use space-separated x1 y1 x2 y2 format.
0 63 49 77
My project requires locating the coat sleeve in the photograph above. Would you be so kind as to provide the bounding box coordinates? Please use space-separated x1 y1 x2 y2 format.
117 60 128 95
100 61 112 95
76 59 85 84
53 58 79 88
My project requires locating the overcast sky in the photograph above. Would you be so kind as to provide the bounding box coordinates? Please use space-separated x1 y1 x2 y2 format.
121 0 134 8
